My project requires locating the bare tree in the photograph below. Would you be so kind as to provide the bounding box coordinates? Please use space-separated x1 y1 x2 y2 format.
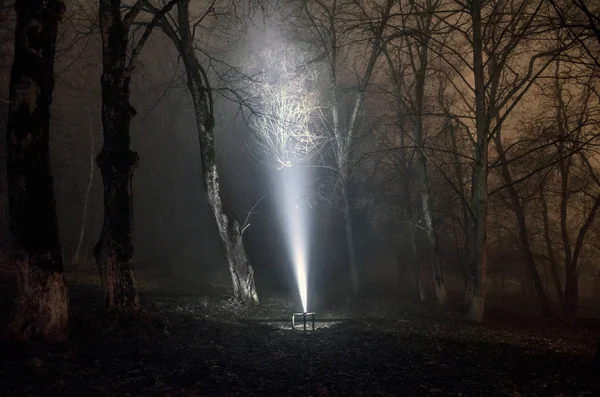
249 46 326 170
548 62 600 316
547 0 600 68
439 0 568 322
140 0 259 304
382 0 448 304
94 0 177 311
395 127 427 302
4 0 68 342
288 0 395 295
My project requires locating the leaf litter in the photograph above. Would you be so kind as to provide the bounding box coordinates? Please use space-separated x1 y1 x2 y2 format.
0 278 598 396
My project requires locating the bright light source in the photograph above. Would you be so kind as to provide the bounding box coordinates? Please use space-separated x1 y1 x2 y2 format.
293 241 308 312
277 166 311 313
249 47 326 171
248 47 318 313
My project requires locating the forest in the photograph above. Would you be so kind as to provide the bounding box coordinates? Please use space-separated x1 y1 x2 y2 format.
0 0 599 395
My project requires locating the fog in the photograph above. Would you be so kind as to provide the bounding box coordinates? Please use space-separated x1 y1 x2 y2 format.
1 0 600 317
3 1 600 394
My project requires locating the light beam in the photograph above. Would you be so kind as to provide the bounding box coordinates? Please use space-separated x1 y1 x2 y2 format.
277 166 311 313
292 232 308 312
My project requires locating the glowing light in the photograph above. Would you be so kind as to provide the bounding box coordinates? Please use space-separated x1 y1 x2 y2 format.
249 47 326 171
247 47 318 313
293 236 308 312
277 166 311 313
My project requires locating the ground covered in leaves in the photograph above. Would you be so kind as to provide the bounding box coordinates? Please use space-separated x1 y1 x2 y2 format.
0 271 599 396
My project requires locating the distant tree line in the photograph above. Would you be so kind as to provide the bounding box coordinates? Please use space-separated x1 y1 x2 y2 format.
247 0 600 322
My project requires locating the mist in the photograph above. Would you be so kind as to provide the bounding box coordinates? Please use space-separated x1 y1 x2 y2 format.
1 0 600 394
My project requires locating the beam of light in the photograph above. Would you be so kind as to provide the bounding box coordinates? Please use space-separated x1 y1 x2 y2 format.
292 228 308 312
277 166 311 313
249 47 320 313
248 47 326 171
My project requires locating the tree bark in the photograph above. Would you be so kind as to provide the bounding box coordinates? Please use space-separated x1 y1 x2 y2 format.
172 0 258 304
467 160 487 322
309 0 393 296
467 0 488 323
72 111 95 266
326 5 360 294
494 123 552 317
340 171 359 294
563 193 600 317
448 122 470 298
412 23 447 305
381 0 447 303
539 185 564 307
398 93 425 302
551 62 600 318
409 223 426 302
563 266 578 316
146 0 258 304
186 73 258 305
4 0 68 342
94 0 140 312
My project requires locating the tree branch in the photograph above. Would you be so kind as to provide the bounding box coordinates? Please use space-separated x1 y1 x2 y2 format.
128 0 179 71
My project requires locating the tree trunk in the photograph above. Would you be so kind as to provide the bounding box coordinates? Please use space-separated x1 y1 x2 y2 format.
539 186 564 307
395 219 424 302
329 1 393 296
95 0 140 312
94 148 139 311
186 66 258 305
397 100 425 302
184 14 257 306
409 224 426 302
151 0 258 304
563 266 578 317
72 111 95 266
494 132 552 317
341 175 360 294
415 152 447 302
562 193 600 317
4 0 68 342
413 31 447 305
448 122 472 302
188 78 258 304
467 0 489 323
467 165 487 322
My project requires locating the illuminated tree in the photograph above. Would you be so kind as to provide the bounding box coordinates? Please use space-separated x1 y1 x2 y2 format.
290 0 395 294
140 0 260 305
249 47 326 170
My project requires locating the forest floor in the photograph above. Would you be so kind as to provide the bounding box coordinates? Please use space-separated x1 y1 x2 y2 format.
0 269 599 396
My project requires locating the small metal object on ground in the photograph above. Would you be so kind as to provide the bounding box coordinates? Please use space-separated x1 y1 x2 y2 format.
291 312 315 331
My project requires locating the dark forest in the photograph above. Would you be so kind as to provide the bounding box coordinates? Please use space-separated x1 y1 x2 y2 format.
0 0 599 395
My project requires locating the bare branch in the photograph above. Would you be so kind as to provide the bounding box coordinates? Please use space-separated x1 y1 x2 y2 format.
128 0 179 71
